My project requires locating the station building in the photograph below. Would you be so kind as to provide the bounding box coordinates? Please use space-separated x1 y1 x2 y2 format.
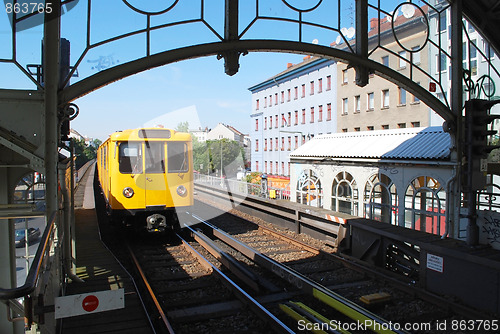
289 126 457 237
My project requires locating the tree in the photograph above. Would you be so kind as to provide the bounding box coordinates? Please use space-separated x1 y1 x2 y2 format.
207 139 245 177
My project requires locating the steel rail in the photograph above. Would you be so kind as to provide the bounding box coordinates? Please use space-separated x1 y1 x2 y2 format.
177 233 295 334
191 214 406 334
126 243 176 334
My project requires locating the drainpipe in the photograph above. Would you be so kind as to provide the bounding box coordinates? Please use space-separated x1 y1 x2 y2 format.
58 164 83 283
442 168 457 238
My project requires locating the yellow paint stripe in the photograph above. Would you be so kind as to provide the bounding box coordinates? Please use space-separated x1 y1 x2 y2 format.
289 301 351 334
312 289 397 334
279 304 328 334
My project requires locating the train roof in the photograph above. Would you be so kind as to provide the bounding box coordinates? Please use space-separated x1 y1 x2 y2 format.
107 128 192 142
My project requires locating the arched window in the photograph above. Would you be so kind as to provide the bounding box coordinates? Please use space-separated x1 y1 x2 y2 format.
478 178 500 212
405 176 446 235
332 171 358 215
296 170 323 207
364 173 398 224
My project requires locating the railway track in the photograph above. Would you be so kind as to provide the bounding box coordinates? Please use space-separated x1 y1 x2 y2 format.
99 198 483 333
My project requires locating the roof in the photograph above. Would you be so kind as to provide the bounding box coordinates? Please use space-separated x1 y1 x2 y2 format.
290 127 451 161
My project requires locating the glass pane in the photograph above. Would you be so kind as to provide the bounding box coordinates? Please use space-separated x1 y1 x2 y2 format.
145 142 165 173
168 142 188 173
119 142 143 174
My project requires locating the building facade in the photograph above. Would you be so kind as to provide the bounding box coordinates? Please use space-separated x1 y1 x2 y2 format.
336 5 443 133
249 57 338 176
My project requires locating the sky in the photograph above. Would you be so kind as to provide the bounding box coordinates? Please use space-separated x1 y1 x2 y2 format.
0 0 431 142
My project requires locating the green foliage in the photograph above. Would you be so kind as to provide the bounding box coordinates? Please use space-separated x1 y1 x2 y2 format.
73 138 100 169
175 121 190 133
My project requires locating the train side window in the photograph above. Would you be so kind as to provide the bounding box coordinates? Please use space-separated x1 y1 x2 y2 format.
168 142 188 173
145 141 165 173
118 142 143 174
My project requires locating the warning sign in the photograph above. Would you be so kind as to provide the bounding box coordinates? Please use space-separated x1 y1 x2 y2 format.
426 253 444 273
55 289 124 319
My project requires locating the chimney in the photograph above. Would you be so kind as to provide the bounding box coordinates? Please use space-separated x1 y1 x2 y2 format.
287 62 293 69
370 17 378 30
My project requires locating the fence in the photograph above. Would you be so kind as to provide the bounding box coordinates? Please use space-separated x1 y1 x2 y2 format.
193 174 291 200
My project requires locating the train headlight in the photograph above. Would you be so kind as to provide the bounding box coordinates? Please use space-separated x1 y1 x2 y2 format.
123 187 134 198
176 185 187 197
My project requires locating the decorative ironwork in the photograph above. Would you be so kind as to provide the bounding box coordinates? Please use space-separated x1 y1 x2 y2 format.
0 0 499 121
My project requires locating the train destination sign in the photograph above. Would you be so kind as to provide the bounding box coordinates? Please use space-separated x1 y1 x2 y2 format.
54 289 124 319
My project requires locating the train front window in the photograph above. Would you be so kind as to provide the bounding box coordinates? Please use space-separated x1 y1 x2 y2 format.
145 142 165 174
168 142 188 173
118 142 143 174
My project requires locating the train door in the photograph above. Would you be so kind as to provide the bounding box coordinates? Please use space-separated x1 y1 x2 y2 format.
117 141 146 210
144 141 171 208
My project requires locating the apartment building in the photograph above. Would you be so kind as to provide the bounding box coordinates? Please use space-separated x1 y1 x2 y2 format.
249 57 337 176
336 5 443 133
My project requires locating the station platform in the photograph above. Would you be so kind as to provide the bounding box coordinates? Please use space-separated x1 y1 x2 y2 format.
60 165 153 334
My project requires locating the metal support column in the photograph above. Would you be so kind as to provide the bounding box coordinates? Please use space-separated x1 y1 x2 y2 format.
43 2 61 217
450 0 464 241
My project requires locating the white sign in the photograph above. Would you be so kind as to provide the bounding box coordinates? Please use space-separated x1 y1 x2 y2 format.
426 253 444 273
477 210 500 250
55 289 125 319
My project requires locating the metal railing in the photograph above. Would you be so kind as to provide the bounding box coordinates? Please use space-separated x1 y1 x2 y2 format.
193 173 291 200
0 211 57 323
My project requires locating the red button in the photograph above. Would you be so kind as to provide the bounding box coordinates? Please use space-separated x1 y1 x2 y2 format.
82 295 99 312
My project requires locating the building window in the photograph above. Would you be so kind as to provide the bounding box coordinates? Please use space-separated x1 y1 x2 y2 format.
326 103 332 121
264 139 267 151
301 84 305 98
382 55 389 66
294 110 298 125
269 161 272 174
399 87 407 105
412 46 421 64
264 96 267 108
354 95 360 113
269 95 272 107
281 137 285 151
405 176 446 234
302 109 306 124
367 92 374 110
331 171 358 215
342 128 348 132
282 162 285 174
275 93 278 105
342 98 348 115
398 123 406 128
281 113 285 127
297 169 323 207
275 161 278 174
295 136 299 149
364 173 398 225
367 126 374 131
256 99 259 110
255 139 259 152
310 107 315 123
256 161 259 171
275 115 278 128
269 116 272 128
318 78 323 93
281 91 285 103
342 69 348 84
269 138 273 151
399 51 406 68
287 137 291 151
294 86 298 100
437 53 447 73
326 75 331 90
411 121 420 127
255 119 259 130
264 117 267 130
318 105 323 122
275 137 278 151
287 89 291 102
354 127 360 131
288 112 291 126
264 161 267 173
382 89 389 108
413 82 420 103
438 11 446 33
310 81 314 95
381 124 389 129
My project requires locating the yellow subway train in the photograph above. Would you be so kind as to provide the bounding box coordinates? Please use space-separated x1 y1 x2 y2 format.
96 128 193 232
